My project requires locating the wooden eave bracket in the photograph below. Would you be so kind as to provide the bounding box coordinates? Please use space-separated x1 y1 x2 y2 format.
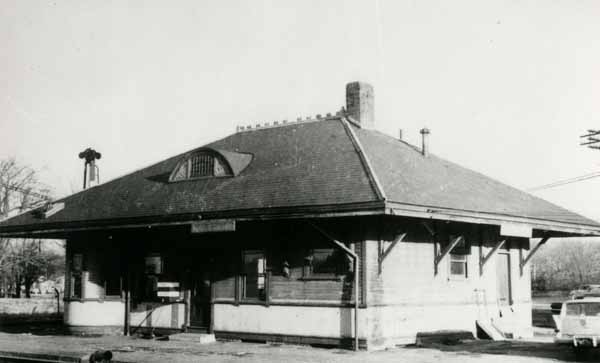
422 221 435 236
434 236 464 274
378 233 407 273
520 236 550 276
308 222 357 259
479 239 506 275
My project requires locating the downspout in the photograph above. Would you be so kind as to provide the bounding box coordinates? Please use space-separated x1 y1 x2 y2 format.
352 249 359 351
335 241 359 351
309 222 360 351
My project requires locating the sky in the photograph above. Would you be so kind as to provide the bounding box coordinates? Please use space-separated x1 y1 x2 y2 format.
1 0 600 222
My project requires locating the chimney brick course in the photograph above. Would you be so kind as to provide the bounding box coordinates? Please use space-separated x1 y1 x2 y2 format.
346 82 375 129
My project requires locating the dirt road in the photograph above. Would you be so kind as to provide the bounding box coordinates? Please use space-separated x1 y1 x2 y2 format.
1 331 600 362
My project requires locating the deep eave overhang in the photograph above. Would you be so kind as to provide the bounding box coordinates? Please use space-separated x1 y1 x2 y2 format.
0 201 386 238
2 201 599 240
386 201 600 237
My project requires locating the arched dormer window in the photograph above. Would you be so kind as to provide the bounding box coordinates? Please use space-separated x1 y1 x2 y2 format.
169 148 253 182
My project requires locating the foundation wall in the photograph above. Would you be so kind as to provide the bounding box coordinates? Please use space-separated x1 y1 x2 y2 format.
64 300 123 326
213 303 368 339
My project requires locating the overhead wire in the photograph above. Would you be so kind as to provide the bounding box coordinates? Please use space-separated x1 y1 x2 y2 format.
527 171 600 192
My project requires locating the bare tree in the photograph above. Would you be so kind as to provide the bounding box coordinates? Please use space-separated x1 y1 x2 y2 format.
532 239 600 292
0 158 51 218
0 157 54 297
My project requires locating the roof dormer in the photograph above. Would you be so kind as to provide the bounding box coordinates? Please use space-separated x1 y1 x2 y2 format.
169 148 252 182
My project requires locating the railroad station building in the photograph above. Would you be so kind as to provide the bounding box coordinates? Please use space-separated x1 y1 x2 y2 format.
1 82 599 350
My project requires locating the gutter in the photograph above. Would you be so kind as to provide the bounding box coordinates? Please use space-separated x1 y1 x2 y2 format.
386 201 600 236
0 201 386 238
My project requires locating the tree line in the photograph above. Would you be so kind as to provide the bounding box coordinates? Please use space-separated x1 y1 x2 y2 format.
531 238 600 292
0 158 64 298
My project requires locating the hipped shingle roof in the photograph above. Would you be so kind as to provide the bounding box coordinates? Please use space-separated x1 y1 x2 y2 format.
1 117 598 234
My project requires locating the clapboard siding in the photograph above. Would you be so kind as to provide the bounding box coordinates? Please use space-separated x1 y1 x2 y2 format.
270 277 353 301
213 276 236 300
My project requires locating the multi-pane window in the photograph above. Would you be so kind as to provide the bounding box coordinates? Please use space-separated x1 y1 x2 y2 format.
303 248 349 278
242 251 266 300
449 235 469 279
449 254 468 278
189 154 214 178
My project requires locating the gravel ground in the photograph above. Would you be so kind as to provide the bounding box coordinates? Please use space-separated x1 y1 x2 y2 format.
1 330 599 363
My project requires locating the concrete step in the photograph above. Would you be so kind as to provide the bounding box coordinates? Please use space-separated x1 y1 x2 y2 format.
476 320 506 341
169 333 216 344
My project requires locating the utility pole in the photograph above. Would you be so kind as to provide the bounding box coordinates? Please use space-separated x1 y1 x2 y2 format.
580 130 600 150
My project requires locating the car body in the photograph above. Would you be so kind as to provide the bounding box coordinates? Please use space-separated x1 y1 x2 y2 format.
569 285 600 299
555 297 600 348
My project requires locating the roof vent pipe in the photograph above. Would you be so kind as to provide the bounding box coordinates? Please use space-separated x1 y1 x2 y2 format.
398 129 403 141
420 128 430 156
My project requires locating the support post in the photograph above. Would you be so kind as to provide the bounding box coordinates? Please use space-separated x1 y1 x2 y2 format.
479 239 506 275
435 236 464 274
308 222 359 351
124 273 131 336
184 286 191 328
54 288 60 317
520 236 550 276
210 268 215 334
265 269 271 307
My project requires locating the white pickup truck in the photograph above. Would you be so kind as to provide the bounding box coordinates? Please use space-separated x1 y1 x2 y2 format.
555 297 600 349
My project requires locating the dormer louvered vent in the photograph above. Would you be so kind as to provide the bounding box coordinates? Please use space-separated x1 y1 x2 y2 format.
169 148 253 182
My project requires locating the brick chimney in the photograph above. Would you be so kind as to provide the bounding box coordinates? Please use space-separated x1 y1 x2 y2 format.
346 82 374 129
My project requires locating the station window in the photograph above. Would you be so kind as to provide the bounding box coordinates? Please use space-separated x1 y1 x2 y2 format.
303 247 350 279
241 251 266 301
449 235 469 279
449 254 468 278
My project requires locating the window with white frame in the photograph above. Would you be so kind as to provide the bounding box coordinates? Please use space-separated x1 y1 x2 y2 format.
449 254 468 278
448 235 469 278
